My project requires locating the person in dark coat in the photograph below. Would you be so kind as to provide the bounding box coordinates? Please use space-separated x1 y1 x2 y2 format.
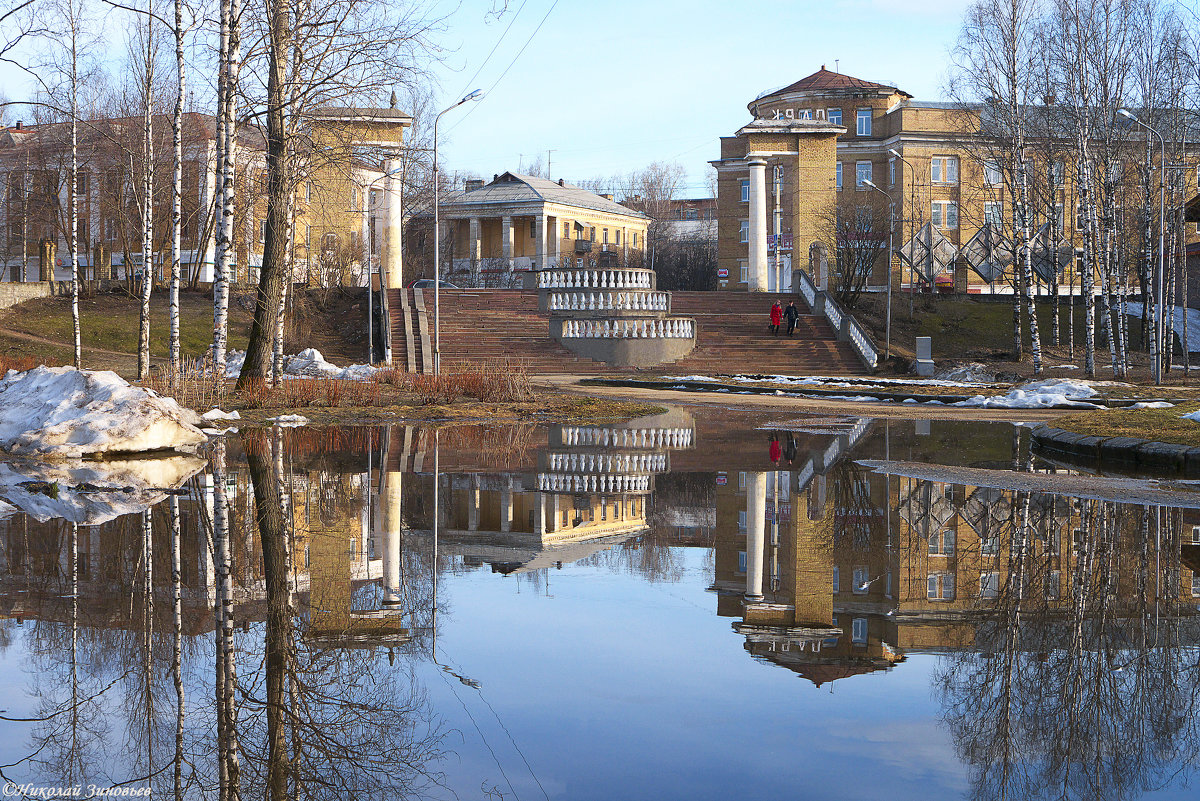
784 300 799 336
769 300 783 335
783 432 798 465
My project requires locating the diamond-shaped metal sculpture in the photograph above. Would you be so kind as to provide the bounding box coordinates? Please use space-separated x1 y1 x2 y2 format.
899 222 958 284
1029 222 1074 284
960 223 1014 283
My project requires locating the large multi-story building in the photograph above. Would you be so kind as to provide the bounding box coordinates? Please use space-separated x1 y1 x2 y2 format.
714 65 1199 295
0 107 409 287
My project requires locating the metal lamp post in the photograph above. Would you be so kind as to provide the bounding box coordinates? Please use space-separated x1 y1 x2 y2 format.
888 148 918 316
432 89 483 375
1118 109 1166 385
863 179 893 360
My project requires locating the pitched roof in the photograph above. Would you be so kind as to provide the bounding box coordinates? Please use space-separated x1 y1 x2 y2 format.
756 66 909 101
444 172 648 219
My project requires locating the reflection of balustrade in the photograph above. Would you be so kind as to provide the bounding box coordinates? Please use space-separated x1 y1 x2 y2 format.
536 268 653 290
547 452 669 473
560 318 695 339
547 290 670 312
536 473 652 493
560 426 693 449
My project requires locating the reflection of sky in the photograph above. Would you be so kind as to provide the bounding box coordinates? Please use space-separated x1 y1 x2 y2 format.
417 548 972 801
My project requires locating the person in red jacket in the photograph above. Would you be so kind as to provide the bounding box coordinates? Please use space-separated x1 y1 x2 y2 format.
769 300 783 335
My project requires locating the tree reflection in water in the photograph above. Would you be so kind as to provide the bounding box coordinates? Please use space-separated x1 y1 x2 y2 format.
933 495 1200 801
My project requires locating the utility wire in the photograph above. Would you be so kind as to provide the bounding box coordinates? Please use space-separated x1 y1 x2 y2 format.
446 0 561 134
454 0 531 102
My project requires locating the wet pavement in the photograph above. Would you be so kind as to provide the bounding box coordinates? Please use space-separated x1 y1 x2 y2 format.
0 407 1197 800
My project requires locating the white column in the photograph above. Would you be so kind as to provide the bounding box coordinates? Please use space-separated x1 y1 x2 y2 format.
382 157 404 289
550 494 561 532
535 215 546 270
534 492 546 536
500 476 514 532
746 156 768 292
501 215 513 265
622 227 628 265
744 472 767 601
551 216 561 267
381 470 403 605
469 216 481 273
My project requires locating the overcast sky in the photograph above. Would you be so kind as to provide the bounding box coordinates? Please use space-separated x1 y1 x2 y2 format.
429 0 975 194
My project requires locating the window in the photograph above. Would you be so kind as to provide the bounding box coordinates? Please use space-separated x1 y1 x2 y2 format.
739 219 749 243
836 162 843 190
105 218 118 242
984 160 1003 186
76 172 89 195
563 222 570 238
980 572 1000 599
737 510 746 531
1054 203 1065 230
984 202 1003 227
1192 572 1200 598
305 181 312 202
852 566 869 594
1051 160 1065 186
1107 162 1122 183
931 201 958 229
632 232 638 248
931 156 959 184
1046 570 1061 600
305 224 311 249
856 108 872 136
588 226 596 241
738 551 747 573
856 161 872 188
852 617 868 644
928 573 956 600
616 230 622 245
603 228 609 244
740 179 750 202
1191 525 1200 544
259 220 267 243
369 189 379 209
832 565 840 592
738 259 747 283
799 108 813 120
929 528 955 556
889 159 896 186
827 108 842 127
350 187 359 210
530 220 536 238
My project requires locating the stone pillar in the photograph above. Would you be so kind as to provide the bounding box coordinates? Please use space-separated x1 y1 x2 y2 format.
535 215 546 270
550 494 560 533
533 492 546 536
501 215 513 265
93 243 111 280
380 470 403 605
382 157 404 289
746 156 768 291
468 217 481 272
500 475 514 533
551 217 561 268
744 472 767 601
467 475 480 531
39 239 55 282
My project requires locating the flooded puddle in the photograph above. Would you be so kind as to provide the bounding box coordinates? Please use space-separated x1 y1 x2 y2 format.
0 407 1198 800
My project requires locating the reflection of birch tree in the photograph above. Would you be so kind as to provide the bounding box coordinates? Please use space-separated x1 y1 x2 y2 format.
935 498 1200 801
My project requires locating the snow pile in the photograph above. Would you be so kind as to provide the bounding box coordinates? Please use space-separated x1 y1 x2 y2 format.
1125 302 1200 353
201 408 240 422
269 414 309 427
1129 401 1174 410
1181 410 1200 423
934 362 995 383
226 348 379 381
0 367 206 458
0 454 205 525
954 378 1102 410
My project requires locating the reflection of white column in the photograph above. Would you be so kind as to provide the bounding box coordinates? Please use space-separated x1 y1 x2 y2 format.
501 215 513 265
534 492 546 535
500 476 514 532
745 471 767 601
381 470 403 605
467 474 480 531
746 156 768 291
550 494 560 532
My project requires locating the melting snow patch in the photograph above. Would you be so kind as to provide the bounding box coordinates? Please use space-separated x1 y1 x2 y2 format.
1128 401 1174 410
226 348 380 382
0 367 206 458
954 378 1102 409
270 414 309 427
1181 410 1200 423
201 408 241 421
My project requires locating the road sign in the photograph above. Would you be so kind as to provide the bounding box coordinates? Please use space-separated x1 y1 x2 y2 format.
717 268 729 278
716 472 727 486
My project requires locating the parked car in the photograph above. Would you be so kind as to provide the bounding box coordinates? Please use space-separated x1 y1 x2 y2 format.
407 279 459 289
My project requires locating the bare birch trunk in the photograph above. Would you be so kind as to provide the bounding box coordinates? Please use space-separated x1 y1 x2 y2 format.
1016 153 1042 373
213 0 240 375
137 13 154 381
70 27 80 369
270 195 294 383
170 0 186 380
170 495 185 801
213 441 242 800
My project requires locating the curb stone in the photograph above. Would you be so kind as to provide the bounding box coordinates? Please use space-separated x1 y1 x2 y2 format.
1031 424 1200 474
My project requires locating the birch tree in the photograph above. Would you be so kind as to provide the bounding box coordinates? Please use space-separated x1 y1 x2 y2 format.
212 0 241 375
135 5 156 381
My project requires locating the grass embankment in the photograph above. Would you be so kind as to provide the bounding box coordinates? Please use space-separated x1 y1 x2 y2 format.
1052 402 1200 448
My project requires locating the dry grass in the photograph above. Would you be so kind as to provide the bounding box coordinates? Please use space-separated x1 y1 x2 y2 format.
236 377 384 409
0 354 60 373
141 356 229 409
1053 402 1200 447
374 360 534 405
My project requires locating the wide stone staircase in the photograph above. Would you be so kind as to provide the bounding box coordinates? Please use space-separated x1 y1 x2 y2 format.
388 288 866 376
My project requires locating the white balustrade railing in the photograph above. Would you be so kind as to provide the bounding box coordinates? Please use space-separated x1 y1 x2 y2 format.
824 301 843 331
547 452 668 474
536 473 652 494
548 290 669 313
845 317 879 370
797 268 817 308
560 426 694 449
560 317 694 339
796 268 877 372
536 268 653 290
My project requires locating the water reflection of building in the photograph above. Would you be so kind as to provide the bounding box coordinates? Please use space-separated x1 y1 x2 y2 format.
709 419 903 686
433 411 696 575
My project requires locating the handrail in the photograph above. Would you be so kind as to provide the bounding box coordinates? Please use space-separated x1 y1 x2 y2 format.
796 268 817 308
378 282 391 364
548 290 669 312
796 268 878 372
560 317 695 339
536 268 653 290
